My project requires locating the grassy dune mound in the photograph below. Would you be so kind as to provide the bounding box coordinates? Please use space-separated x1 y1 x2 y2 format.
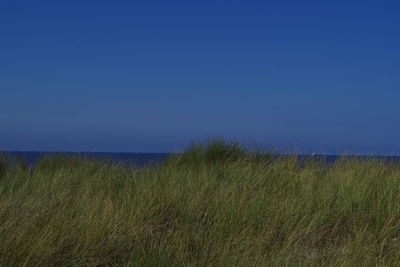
1 141 400 266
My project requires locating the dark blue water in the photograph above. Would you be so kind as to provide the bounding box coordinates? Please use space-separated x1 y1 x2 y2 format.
5 151 170 167
4 151 400 167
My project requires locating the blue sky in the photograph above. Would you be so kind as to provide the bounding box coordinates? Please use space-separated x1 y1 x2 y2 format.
1 1 400 154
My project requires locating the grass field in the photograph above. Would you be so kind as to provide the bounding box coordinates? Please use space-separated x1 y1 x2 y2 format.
1 140 400 266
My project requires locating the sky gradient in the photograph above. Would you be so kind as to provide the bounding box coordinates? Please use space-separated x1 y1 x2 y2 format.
1 1 400 154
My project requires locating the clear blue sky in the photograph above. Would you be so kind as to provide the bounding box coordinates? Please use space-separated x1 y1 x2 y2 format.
1 1 400 154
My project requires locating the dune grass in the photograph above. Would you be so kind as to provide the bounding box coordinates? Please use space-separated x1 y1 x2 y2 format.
1 140 400 266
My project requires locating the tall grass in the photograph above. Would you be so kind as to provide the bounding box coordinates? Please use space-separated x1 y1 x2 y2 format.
1 141 400 266
0 151 8 178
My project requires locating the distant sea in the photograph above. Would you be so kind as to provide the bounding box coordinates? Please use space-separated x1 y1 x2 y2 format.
4 151 400 167
5 151 170 167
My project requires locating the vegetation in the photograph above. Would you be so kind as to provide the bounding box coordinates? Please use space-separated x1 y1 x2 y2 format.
0 151 10 178
1 140 400 266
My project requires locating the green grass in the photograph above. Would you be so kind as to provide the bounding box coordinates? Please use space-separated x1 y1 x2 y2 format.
1 140 400 266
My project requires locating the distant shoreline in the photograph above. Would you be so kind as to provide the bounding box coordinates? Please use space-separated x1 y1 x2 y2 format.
4 151 400 166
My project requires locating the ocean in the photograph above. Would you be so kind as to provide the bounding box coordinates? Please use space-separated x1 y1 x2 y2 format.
4 151 170 167
3 151 400 167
